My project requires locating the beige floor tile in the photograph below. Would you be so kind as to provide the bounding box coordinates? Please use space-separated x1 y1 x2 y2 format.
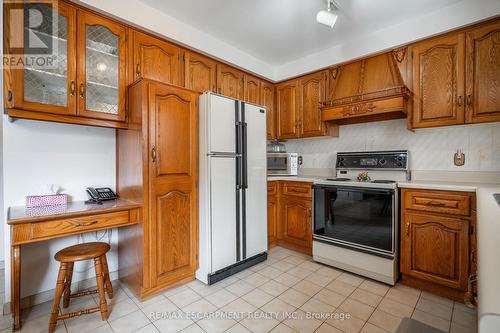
204 289 238 308
377 297 414 318
182 299 218 318
242 288 275 308
368 309 402 333
270 261 295 272
168 289 202 308
416 297 452 320
233 269 254 280
109 309 151 333
286 267 313 279
261 299 296 320
315 322 344 333
0 315 13 332
269 323 298 333
297 261 323 272
225 323 252 333
180 323 205 333
20 300 53 322
358 280 390 297
240 310 280 333
313 289 346 308
282 310 322 333
326 279 357 296
339 298 375 321
420 291 454 308
65 311 106 333
292 280 322 297
258 280 289 297
316 266 343 280
225 280 256 297
359 322 390 333
450 321 477 333
251 262 269 272
304 273 334 287
452 304 477 329
326 311 366 333
259 266 283 279
136 294 168 309
336 273 365 287
134 323 160 333
197 315 237 333
142 298 179 321
187 280 223 298
385 288 419 307
391 283 421 296
411 309 450 332
162 285 189 298
215 276 239 288
350 289 383 307
88 323 115 333
243 273 271 287
21 314 67 333
221 298 257 317
153 316 194 333
273 273 301 287
269 251 290 261
300 298 336 315
278 289 310 308
107 297 140 322
283 256 307 265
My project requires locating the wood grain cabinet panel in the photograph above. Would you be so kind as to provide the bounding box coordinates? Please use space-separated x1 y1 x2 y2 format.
411 33 465 128
261 81 276 140
183 51 217 93
267 181 278 248
401 212 469 290
279 195 312 254
404 189 472 216
281 181 312 198
465 20 500 123
217 64 244 99
133 31 181 85
276 80 300 139
244 75 261 104
299 71 327 137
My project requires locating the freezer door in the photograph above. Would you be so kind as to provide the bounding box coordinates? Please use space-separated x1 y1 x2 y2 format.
209 94 237 154
210 157 238 272
243 103 268 258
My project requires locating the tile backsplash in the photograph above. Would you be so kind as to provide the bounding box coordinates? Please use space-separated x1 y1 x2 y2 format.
284 119 500 172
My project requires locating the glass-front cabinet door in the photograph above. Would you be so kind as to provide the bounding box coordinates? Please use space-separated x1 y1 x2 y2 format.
6 2 76 114
76 11 126 121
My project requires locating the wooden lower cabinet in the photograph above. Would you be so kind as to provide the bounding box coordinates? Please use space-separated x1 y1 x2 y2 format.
268 181 312 254
117 79 199 298
400 188 476 301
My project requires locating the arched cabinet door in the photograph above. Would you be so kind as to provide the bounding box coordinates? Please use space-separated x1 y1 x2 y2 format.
217 64 244 99
299 71 326 137
183 51 217 93
148 83 199 287
77 10 127 122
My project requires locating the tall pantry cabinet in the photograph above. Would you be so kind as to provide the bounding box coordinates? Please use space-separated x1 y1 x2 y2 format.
117 79 199 297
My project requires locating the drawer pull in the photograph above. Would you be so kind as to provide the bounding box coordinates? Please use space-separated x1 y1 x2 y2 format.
72 221 98 227
288 187 307 193
406 222 410 237
425 201 446 207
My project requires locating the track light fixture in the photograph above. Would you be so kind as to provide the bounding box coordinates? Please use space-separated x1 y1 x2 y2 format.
316 0 339 28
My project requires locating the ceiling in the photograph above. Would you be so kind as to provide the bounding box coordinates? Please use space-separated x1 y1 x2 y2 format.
138 0 462 66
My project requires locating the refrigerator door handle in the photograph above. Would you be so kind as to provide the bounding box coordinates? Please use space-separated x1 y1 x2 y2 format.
242 122 248 189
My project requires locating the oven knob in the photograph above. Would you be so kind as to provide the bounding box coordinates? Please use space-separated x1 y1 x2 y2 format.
379 159 387 165
397 161 404 167
397 156 403 161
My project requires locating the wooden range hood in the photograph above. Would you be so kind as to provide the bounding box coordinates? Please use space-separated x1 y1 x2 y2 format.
321 50 411 125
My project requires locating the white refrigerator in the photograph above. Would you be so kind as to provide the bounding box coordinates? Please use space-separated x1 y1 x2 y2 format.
197 92 268 284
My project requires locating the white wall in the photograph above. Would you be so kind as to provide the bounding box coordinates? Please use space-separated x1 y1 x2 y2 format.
285 119 500 172
2 118 117 300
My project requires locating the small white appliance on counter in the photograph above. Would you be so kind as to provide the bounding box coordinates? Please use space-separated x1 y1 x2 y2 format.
267 152 299 176
197 92 268 284
313 150 410 285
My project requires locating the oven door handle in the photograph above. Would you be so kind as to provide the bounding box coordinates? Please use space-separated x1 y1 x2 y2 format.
313 184 394 195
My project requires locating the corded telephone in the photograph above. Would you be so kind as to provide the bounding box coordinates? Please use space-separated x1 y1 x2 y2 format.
85 187 118 204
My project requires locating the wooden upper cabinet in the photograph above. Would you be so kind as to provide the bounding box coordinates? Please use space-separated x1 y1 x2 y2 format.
299 71 326 137
261 81 276 139
244 75 261 104
4 2 77 115
133 31 181 85
217 64 244 99
401 213 469 290
465 20 500 124
276 79 300 139
328 61 362 101
411 33 465 128
183 51 217 93
148 83 198 286
77 10 127 122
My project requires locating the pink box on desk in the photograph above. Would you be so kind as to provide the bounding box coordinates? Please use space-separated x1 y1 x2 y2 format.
26 194 68 207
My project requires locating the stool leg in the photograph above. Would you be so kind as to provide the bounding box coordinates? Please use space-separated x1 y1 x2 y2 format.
101 255 113 299
63 262 74 308
94 256 108 320
49 262 67 333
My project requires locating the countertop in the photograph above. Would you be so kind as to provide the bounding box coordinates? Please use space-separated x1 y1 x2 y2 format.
267 175 323 182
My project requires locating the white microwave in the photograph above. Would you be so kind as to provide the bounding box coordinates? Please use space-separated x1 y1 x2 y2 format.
267 153 299 176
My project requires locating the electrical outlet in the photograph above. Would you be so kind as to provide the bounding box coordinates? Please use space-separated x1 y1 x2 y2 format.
454 149 465 166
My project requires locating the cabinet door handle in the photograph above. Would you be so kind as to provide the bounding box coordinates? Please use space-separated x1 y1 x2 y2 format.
136 63 140 76
425 201 446 207
467 94 472 107
79 83 85 98
458 95 463 107
151 146 156 162
406 222 410 237
70 81 75 96
73 221 98 227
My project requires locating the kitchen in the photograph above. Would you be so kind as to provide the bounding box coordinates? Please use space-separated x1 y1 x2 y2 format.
1 1 499 333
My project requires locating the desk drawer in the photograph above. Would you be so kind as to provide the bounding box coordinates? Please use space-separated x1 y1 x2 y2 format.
13 210 135 244
403 189 472 216
281 181 312 198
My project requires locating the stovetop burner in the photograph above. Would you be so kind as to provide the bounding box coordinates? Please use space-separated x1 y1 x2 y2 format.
325 178 351 181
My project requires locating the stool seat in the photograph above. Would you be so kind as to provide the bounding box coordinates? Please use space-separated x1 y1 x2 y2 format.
55 242 110 262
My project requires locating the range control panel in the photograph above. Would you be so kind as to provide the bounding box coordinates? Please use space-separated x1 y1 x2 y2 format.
336 151 408 170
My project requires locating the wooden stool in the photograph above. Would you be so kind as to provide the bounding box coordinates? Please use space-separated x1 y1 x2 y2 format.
48 242 113 333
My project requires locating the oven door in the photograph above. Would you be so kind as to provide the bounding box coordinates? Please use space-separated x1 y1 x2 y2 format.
313 185 396 258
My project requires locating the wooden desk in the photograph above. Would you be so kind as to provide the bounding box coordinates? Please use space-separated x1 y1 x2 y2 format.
7 199 141 331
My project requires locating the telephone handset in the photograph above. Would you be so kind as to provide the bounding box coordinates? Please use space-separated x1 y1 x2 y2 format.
86 187 118 204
